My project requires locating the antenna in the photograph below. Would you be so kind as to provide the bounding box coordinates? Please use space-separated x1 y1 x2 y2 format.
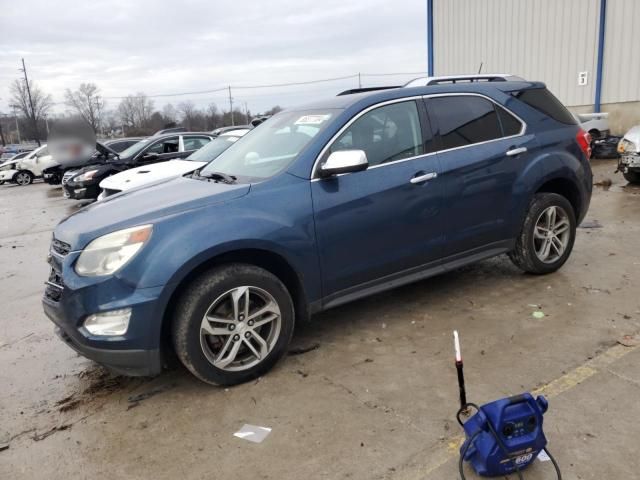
477 62 483 74
454 330 467 411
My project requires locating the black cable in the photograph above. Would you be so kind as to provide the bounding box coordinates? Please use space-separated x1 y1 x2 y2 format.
458 430 481 480
542 447 563 480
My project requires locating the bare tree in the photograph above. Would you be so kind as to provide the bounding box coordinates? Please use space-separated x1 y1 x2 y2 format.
206 102 219 129
64 83 105 133
117 93 154 132
178 101 198 130
9 78 53 141
162 104 177 124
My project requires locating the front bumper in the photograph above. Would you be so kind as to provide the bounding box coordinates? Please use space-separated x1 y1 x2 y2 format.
53 326 160 376
619 153 640 170
43 172 62 185
63 182 100 200
42 249 166 376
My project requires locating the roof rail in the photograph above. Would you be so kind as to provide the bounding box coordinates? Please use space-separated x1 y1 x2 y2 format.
337 86 400 96
404 74 524 88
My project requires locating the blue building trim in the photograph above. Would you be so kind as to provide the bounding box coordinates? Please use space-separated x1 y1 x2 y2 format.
594 0 607 112
427 0 434 76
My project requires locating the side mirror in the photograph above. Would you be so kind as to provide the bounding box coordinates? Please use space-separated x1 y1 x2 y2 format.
319 150 368 178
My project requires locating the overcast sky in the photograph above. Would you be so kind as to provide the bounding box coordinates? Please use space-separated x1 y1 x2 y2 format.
0 0 428 116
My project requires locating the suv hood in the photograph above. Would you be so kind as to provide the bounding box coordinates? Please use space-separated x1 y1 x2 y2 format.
623 125 640 148
100 159 205 192
56 176 250 248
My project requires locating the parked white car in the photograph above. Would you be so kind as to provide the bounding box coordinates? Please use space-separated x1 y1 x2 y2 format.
98 129 250 199
617 125 640 183
575 112 609 138
0 144 56 185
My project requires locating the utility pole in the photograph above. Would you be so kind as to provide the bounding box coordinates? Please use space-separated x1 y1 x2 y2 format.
228 86 234 126
13 106 21 144
20 58 41 146
358 72 362 89
244 102 249 124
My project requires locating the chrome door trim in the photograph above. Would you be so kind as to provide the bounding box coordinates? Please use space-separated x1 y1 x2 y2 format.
310 92 528 180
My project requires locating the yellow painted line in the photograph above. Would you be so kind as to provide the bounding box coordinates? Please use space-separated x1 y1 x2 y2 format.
393 342 639 480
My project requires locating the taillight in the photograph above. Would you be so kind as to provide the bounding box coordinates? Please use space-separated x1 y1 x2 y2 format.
576 129 592 159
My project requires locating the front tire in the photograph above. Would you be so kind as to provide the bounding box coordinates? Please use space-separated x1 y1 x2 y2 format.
623 170 640 184
14 170 34 186
509 193 576 274
172 264 295 386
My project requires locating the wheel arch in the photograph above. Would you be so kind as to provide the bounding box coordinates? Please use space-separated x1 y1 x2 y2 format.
535 177 582 220
158 247 310 360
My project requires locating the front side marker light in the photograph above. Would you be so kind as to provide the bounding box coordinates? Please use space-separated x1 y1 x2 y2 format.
84 308 131 336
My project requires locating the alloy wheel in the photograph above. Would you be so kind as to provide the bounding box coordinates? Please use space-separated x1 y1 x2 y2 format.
16 172 31 186
533 206 571 263
199 286 282 372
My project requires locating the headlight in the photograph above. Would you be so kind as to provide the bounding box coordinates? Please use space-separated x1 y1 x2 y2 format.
75 224 153 276
618 139 637 154
75 169 99 182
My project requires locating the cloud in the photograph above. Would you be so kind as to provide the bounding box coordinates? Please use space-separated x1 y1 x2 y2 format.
0 0 428 114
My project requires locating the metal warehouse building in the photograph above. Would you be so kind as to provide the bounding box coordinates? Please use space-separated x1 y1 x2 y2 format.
427 0 640 133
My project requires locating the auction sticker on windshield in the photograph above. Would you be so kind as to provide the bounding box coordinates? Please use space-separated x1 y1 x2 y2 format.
295 114 332 125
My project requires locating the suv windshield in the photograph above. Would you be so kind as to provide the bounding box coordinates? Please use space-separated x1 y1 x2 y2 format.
187 134 246 162
200 110 337 181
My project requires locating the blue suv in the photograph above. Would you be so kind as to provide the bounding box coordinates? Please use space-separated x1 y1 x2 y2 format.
43 79 593 385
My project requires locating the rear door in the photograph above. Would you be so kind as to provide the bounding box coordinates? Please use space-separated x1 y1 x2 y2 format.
311 99 445 300
425 94 537 257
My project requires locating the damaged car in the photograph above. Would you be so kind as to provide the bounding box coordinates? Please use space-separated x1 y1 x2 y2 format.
617 125 640 183
44 79 592 385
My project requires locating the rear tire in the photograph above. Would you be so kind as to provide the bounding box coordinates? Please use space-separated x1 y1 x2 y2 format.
623 170 640 184
509 193 576 274
171 264 295 386
14 170 34 186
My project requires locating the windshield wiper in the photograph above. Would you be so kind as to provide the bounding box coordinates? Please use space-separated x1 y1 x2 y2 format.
193 170 237 184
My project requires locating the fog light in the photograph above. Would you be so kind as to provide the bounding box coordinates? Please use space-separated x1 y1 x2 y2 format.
83 308 131 336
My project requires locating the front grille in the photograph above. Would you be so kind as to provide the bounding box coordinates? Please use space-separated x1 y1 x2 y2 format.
45 269 64 302
51 238 71 256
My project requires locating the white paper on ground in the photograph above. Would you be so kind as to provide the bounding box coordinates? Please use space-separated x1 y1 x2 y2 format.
537 449 551 462
233 424 272 443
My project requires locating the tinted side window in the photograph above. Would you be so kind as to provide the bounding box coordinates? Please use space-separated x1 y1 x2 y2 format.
512 88 576 125
496 105 522 136
146 137 179 154
429 96 502 150
183 136 212 151
330 101 424 167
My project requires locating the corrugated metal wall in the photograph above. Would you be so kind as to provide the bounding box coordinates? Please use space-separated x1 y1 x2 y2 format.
433 0 640 107
601 0 640 104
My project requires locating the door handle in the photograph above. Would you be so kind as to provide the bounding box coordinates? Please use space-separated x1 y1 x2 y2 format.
506 147 527 156
410 172 438 184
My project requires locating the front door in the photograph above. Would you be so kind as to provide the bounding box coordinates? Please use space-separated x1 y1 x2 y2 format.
311 99 446 300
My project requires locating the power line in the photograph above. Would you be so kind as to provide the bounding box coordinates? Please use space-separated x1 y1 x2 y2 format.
100 71 424 100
